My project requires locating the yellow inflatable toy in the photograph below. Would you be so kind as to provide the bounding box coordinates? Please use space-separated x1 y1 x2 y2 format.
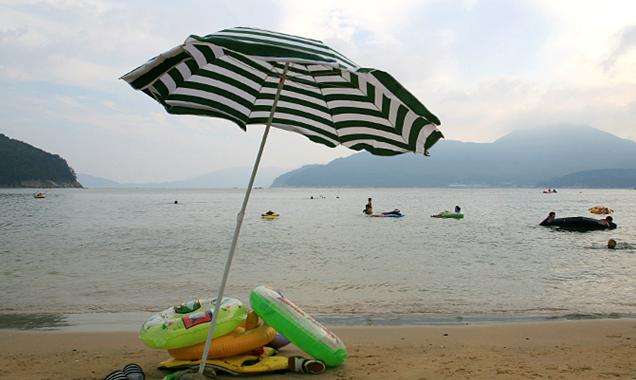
261 211 279 220
589 206 613 215
160 347 326 377
160 347 286 376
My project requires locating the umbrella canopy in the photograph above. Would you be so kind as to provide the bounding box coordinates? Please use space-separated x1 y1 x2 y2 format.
122 27 443 372
122 27 443 156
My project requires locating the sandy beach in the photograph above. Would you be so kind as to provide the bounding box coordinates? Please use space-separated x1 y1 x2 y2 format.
1 319 634 379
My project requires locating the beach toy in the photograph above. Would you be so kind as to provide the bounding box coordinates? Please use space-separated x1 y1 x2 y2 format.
139 297 247 349
250 285 347 367
369 213 404 218
160 346 286 375
589 206 613 215
431 211 464 219
160 347 326 376
540 216 616 232
168 324 276 360
261 211 279 220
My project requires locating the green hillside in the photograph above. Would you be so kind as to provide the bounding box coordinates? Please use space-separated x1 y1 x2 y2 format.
0 134 81 188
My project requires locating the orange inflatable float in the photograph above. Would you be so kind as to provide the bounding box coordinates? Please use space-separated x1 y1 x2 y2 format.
168 324 276 360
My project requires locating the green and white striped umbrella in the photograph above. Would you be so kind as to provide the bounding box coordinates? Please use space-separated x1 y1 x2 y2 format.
122 26 443 156
122 27 443 373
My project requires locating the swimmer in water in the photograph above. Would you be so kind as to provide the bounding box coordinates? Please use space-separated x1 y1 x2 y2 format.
607 239 617 249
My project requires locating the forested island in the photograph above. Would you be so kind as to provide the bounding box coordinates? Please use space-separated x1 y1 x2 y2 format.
0 134 82 188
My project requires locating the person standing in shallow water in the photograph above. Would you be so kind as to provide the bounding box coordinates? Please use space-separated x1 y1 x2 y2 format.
364 198 373 215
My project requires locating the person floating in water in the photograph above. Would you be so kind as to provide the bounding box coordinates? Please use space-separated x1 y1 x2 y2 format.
364 198 373 215
174 200 178 204
540 211 556 226
382 209 402 216
454 205 461 213
607 239 617 249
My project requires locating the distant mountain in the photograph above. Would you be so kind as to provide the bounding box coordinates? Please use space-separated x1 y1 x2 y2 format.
79 166 286 188
545 169 636 188
0 134 81 188
272 125 636 187
76 173 121 188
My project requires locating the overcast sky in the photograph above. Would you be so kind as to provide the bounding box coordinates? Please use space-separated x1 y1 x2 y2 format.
1 0 635 182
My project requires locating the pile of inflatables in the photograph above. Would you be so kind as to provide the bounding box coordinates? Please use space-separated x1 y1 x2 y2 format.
139 285 346 378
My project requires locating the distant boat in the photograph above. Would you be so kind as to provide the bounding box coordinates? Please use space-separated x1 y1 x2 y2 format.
33 192 45 199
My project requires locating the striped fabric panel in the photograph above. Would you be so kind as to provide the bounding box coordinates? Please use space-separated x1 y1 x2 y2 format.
122 27 442 156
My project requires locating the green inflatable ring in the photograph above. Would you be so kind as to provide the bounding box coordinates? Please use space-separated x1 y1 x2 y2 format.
250 285 347 367
436 211 464 219
140 297 247 349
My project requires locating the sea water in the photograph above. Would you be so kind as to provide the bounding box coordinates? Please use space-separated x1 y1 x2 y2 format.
0 188 634 328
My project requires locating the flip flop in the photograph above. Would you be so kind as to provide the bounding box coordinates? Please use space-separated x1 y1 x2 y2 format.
104 370 127 380
123 363 145 380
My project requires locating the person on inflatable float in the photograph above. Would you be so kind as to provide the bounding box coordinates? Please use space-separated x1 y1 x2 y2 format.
540 211 556 226
599 216 617 229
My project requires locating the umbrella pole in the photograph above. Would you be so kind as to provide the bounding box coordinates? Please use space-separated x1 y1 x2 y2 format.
198 62 290 374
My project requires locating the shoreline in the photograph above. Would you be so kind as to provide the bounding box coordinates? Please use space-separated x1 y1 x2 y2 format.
1 311 634 332
1 319 634 379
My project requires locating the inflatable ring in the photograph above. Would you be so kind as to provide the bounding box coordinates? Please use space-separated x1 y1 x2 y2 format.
261 213 279 220
140 297 247 349
589 206 613 215
250 285 347 367
168 324 276 360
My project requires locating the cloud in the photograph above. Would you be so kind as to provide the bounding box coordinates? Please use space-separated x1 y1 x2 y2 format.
1 0 635 181
604 25 636 69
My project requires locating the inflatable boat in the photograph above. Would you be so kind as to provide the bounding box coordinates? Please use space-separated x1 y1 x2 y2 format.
431 211 464 219
540 217 616 232
369 210 404 218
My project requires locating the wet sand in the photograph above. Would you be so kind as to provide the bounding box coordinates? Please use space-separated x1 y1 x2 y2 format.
1 319 634 379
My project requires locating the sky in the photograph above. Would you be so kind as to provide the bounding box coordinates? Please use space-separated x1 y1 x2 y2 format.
1 0 635 182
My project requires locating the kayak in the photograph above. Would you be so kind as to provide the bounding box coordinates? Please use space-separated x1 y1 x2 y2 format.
541 217 616 232
431 211 464 219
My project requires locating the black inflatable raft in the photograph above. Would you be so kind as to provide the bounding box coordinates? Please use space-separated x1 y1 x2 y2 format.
540 217 616 232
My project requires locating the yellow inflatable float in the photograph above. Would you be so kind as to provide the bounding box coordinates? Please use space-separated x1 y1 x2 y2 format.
261 211 279 220
161 347 288 376
160 347 326 377
589 206 613 215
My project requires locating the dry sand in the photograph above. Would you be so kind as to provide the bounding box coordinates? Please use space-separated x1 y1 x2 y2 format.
0 319 634 379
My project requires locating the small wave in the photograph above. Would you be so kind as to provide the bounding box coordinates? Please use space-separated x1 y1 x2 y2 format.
546 312 626 320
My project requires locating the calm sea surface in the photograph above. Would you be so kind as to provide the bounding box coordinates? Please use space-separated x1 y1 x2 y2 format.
1 188 635 327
